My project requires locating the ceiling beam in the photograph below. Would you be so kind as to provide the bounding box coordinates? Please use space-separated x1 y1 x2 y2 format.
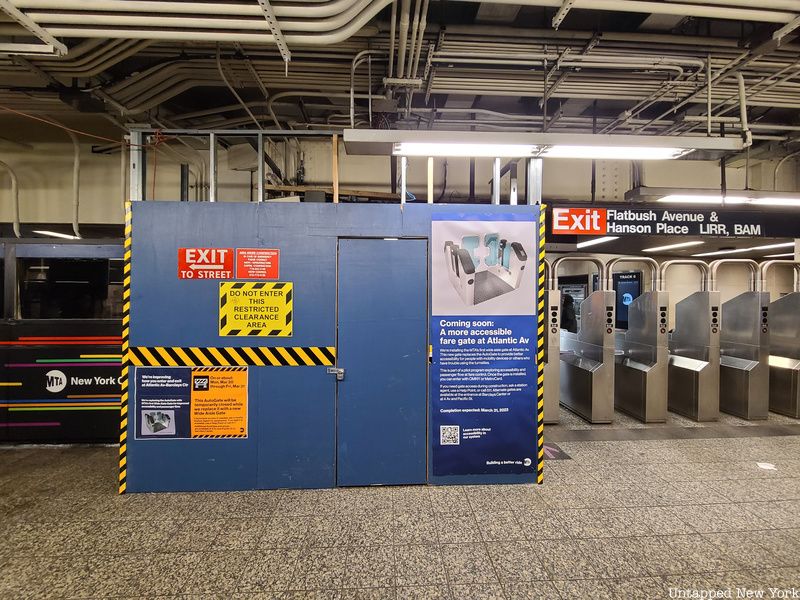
255 0 291 66
0 0 66 55
551 0 575 30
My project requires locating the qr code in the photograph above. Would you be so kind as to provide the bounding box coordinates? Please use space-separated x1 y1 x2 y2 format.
440 425 460 445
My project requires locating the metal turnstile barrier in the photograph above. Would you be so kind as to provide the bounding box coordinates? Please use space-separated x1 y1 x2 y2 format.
607 257 669 423
543 259 560 424
711 259 770 420
552 256 616 424
661 260 720 422
761 260 800 418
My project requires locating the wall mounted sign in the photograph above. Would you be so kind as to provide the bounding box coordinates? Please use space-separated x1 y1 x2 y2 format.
551 206 797 238
178 247 234 279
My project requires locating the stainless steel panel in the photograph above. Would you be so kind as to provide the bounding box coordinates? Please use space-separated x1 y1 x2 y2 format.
614 290 669 423
768 292 800 418
544 289 561 424
559 290 615 423
667 291 720 421
718 291 770 420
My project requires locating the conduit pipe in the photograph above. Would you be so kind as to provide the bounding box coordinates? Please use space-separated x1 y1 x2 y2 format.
388 0 397 78
773 149 800 191
216 45 261 128
405 0 422 77
410 0 430 79
396 0 411 77
0 160 20 238
736 72 751 146
350 49 386 126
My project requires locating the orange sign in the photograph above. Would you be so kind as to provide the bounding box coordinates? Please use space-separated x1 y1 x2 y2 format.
551 207 608 236
190 368 248 437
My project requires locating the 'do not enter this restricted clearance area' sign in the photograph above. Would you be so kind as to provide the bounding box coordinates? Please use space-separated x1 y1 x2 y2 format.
219 281 293 337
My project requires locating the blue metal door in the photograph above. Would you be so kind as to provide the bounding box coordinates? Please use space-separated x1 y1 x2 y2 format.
337 238 428 486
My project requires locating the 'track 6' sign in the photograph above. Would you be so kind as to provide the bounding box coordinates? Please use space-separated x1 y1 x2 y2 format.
551 206 792 238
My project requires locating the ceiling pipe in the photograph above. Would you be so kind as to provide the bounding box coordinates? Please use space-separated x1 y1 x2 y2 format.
405 0 422 78
410 0 430 79
388 0 397 78
736 72 752 147
0 160 21 238
773 149 800 191
451 0 798 24
396 0 411 78
351 49 386 127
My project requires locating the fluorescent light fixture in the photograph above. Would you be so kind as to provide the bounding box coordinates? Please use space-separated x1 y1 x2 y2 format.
627 187 800 207
541 146 692 160
693 241 794 258
345 130 743 159
643 241 705 253
392 142 539 157
33 230 79 240
657 194 750 205
764 253 795 258
576 236 619 249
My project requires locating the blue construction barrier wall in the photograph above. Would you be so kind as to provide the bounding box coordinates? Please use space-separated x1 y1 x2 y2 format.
125 201 541 492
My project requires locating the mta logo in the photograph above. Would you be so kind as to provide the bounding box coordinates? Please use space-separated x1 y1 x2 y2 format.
45 370 67 393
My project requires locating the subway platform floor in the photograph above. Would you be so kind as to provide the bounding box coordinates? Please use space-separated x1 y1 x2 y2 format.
2 420 800 599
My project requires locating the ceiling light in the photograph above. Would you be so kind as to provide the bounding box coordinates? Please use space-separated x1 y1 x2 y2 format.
764 253 795 258
33 230 79 240
657 194 750 205
749 197 800 207
576 236 619 249
393 142 539 157
541 146 692 160
643 241 705 253
693 241 794 258
750 242 795 251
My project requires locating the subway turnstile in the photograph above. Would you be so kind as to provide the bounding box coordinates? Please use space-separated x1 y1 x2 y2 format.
711 259 770 420
661 260 720 422
552 256 616 424
761 260 800 419
543 259 560 424
607 257 669 423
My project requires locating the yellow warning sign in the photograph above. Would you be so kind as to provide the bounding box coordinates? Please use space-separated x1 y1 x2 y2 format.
219 281 293 337
190 367 248 437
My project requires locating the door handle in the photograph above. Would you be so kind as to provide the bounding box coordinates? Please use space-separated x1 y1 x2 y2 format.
327 367 345 381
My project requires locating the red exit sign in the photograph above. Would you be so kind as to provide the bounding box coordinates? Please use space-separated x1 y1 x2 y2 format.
552 207 608 235
178 248 234 279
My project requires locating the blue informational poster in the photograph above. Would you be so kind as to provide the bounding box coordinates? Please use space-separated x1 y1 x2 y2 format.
431 213 538 477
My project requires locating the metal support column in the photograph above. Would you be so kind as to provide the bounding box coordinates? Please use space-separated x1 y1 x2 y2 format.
129 130 144 202
180 164 189 201
400 156 407 205
492 157 500 205
257 133 264 202
209 132 217 203
427 156 434 203
527 158 543 205
509 163 518 205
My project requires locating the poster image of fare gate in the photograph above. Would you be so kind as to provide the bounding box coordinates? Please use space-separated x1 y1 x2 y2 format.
433 219 534 316
430 216 538 478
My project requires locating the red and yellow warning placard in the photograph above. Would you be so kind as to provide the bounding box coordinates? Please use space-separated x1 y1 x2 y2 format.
219 282 293 337
236 248 279 279
190 368 248 437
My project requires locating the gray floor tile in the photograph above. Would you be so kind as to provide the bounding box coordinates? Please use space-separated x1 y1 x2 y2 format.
394 513 438 545
342 546 396 588
440 543 499 585
350 512 395 547
448 584 506 600
630 506 696 535
679 503 771 533
552 578 615 600
530 540 599 580
184 550 250 594
262 516 311 548
434 514 481 544
396 585 451 600
238 548 303 592
516 509 571 541
291 547 349 590
603 576 668 600
475 511 525 542
211 517 274 550
306 515 356 548
503 581 562 600
339 587 397 600
485 541 549 582
428 488 472 516
395 545 447 587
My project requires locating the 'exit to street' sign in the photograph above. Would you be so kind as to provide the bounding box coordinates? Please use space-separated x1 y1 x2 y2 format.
178 247 234 279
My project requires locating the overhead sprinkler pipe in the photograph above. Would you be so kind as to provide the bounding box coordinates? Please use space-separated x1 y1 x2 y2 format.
0 160 20 238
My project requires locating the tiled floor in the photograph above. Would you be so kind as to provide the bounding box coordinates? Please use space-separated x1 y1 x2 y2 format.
2 414 800 599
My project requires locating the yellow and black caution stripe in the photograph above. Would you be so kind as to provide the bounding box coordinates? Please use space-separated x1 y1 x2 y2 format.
536 205 547 485
193 366 248 372
119 201 131 495
129 346 336 367
193 434 248 439
219 282 293 337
